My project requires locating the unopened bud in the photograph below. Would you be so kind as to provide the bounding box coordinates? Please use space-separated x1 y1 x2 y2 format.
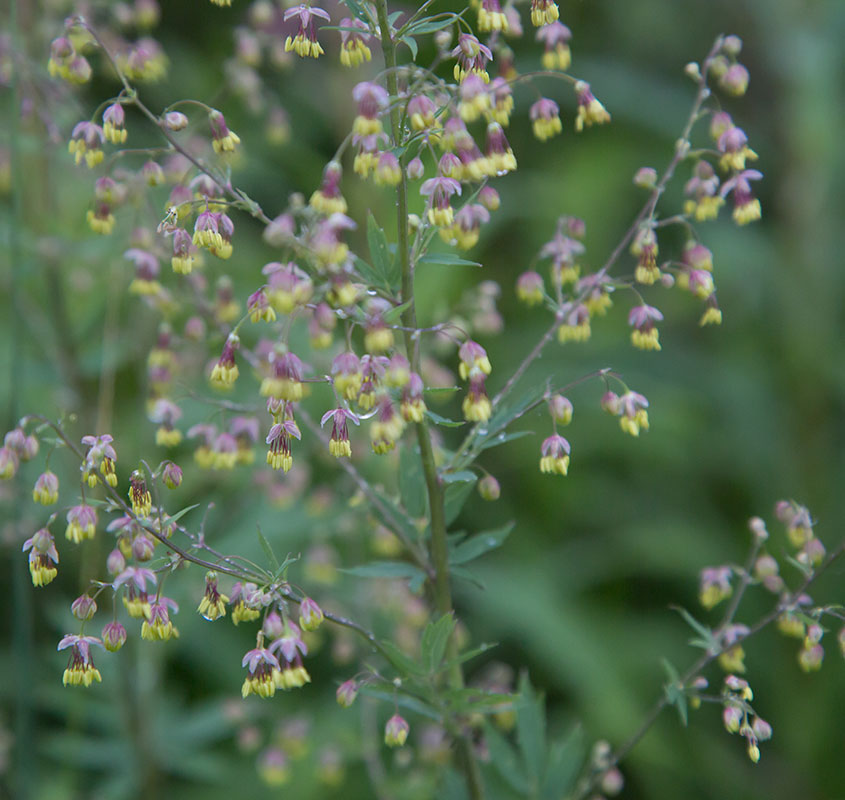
164 111 189 131
478 475 500 501
722 704 741 733
72 594 97 620
299 596 324 631
748 516 768 540
722 35 743 57
548 394 573 425
600 391 620 415
684 61 702 81
336 679 358 707
407 156 424 180
107 548 126 575
162 461 183 489
719 63 750 96
633 167 657 189
102 620 127 651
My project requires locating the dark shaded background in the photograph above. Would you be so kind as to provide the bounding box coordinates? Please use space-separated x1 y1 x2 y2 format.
2 0 844 798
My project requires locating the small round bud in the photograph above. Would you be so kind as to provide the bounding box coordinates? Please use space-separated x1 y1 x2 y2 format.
719 63 750 97
107 548 126 575
407 156 424 180
132 533 155 561
774 500 794 522
72 594 97 621
434 29 452 51
299 596 324 632
722 704 741 733
102 620 127 652
600 391 620 415
600 768 624 796
478 475 500 501
752 716 772 741
548 394 573 425
660 272 675 288
162 461 183 489
164 111 189 131
633 167 657 189
722 35 743 56
684 61 702 81
384 714 409 747
336 679 358 708
407 213 421 231
748 516 768 540
708 54 729 78
674 138 691 157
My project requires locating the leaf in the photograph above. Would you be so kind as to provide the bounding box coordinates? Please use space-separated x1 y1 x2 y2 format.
477 429 534 452
367 212 399 291
378 640 427 677
255 525 279 573
422 612 456 673
449 522 514 565
671 605 719 652
399 444 427 517
425 409 465 427
341 560 427 580
418 252 482 268
407 13 463 35
382 299 413 324
444 474 477 525
517 671 547 784
167 503 200 525
541 727 585 800
359 686 440 719
448 688 515 711
662 658 689 726
401 35 418 60
484 723 531 794
424 386 461 395
450 565 486 590
353 256 389 292
340 0 369 22
441 641 497 671
441 470 476 484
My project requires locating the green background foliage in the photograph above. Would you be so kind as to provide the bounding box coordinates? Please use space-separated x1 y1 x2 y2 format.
2 0 844 798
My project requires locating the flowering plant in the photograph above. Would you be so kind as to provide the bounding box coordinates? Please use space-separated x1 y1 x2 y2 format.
3 1 843 798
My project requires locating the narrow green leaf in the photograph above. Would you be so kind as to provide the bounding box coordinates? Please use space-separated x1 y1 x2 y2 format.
167 503 200 525
448 688 515 710
359 686 440 719
425 409 465 427
379 640 427 677
382 298 413 324
407 14 462 35
367 212 398 291
353 256 389 291
341 561 426 580
517 671 547 783
401 35 418 59
441 641 497 671
444 475 477 525
422 612 456 673
441 470 476 484
541 727 585 800
255 525 279 572
399 444 426 517
418 252 482 268
450 565 485 590
449 522 514 565
484 723 531 794
424 386 461 395
477 429 534 452
661 658 688 725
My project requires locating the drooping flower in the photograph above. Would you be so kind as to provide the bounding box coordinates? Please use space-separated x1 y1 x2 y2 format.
32 471 59 505
58 634 104 687
266 417 301 472
23 528 59 587
102 621 127 652
102 103 127 144
618 391 650 437
339 18 372 67
268 621 311 689
68 122 105 168
210 335 240 389
574 81 611 131
400 373 427 423
208 110 241 156
530 0 560 27
451 34 493 83
331 352 363 400
352 82 389 137
384 714 410 747
141 596 180 641
65 504 97 544
699 566 733 609
720 169 763 225
114 566 157 618
537 21 572 70
321 407 359 458
628 304 664 351
540 434 571 475
370 395 405 454
299 597 324 631
478 0 509 33
230 582 265 625
242 641 282 698
284 5 331 59
310 161 347 215
529 98 562 142
557 303 591 343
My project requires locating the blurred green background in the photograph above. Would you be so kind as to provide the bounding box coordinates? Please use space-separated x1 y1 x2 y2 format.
2 0 844 798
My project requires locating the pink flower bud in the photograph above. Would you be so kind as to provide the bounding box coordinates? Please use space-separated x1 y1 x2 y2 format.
164 111 189 131
336 679 358 708
633 167 657 189
299 597 324 631
107 548 126 575
162 461 183 489
102 621 127 652
72 594 97 621
384 714 409 747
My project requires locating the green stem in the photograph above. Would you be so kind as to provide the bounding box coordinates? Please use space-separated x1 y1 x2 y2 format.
375 5 483 799
375 0 452 621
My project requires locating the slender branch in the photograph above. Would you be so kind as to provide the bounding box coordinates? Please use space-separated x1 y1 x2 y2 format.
574 530 845 798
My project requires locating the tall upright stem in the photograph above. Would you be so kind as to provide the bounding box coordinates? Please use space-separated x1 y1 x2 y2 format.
374 4 484 799
375 1 452 621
